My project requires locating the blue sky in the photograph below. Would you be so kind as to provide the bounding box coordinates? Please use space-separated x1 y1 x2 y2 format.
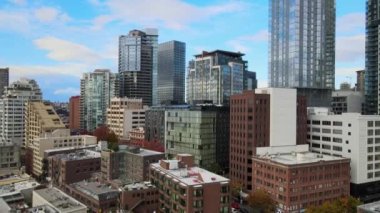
0 0 365 101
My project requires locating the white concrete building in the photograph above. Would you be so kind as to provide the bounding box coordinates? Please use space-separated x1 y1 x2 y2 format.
107 97 147 140
308 109 380 202
33 187 87 213
0 78 42 146
256 88 297 147
30 129 96 176
331 90 363 114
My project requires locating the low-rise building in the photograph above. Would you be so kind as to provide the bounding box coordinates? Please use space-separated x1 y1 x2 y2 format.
308 109 380 202
0 179 40 209
49 150 101 186
129 127 145 141
331 90 363 114
0 142 20 175
116 181 159 213
61 180 119 213
101 145 164 182
357 200 380 213
28 128 96 177
252 145 350 213
33 187 87 213
150 154 230 213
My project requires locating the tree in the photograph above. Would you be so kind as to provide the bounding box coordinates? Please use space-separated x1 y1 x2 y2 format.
230 180 243 198
247 189 276 213
93 125 110 142
306 196 362 213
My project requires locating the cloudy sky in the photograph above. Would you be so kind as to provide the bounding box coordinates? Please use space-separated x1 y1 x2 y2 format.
0 0 365 101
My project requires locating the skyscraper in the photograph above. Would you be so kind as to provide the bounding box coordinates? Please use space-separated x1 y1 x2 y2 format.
157 40 186 104
269 0 336 106
187 50 246 105
0 78 42 146
69 96 80 130
0 67 9 98
365 0 379 114
80 69 116 132
118 29 158 106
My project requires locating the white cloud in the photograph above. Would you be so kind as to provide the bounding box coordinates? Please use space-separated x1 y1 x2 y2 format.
92 0 244 30
54 87 80 95
0 10 30 32
336 35 365 62
8 0 27 6
335 67 363 77
8 63 88 82
337 13 365 33
34 36 101 63
226 29 268 53
34 7 70 23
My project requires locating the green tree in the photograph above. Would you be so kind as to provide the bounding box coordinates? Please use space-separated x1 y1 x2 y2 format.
247 189 276 213
306 196 362 213
230 180 243 198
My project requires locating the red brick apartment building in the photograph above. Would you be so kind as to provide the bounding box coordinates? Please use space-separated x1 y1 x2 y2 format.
69 96 80 130
150 154 230 213
252 146 350 213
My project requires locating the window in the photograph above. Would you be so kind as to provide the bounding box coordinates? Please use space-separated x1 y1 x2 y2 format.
322 129 331 134
322 121 331 126
332 129 342 134
312 128 320 133
312 120 321 125
333 138 342 143
368 147 374 153
369 121 374 127
322 144 331 150
368 138 374 144
368 173 373 179
368 164 374 170
312 135 320 140
369 130 374 136
333 146 342 151
376 121 380 127
333 121 343 126
322 137 331 142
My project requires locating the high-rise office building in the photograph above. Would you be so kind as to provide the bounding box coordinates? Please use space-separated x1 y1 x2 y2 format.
187 50 246 105
365 0 380 114
0 68 9 98
229 88 307 191
118 29 158 106
157 40 186 104
80 69 116 132
269 0 336 106
0 78 42 146
356 70 365 94
243 70 258 90
69 96 80 131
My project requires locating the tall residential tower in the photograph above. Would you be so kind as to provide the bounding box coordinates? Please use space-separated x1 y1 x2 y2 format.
157 40 186 104
0 68 9 98
269 0 336 106
365 0 380 114
118 29 158 106
80 69 116 132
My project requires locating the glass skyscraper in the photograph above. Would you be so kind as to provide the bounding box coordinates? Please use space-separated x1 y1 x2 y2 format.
269 0 336 106
187 50 246 105
157 40 186 104
118 29 158 106
0 68 9 98
80 69 116 132
365 0 380 114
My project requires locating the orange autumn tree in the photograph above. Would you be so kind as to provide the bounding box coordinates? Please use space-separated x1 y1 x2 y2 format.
247 189 276 213
306 196 361 213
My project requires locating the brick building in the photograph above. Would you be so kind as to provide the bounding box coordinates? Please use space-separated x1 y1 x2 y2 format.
48 150 101 186
150 154 230 213
69 96 80 130
230 88 307 191
101 145 164 182
252 145 350 212
118 182 159 213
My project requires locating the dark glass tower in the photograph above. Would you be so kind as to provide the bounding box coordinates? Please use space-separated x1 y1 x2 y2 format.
157 40 186 105
365 0 380 114
269 0 336 106
118 29 158 106
0 68 9 97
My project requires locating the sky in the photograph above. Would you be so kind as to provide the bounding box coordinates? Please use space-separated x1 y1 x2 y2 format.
0 0 365 102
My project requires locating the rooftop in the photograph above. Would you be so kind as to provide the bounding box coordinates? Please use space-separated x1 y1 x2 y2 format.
255 145 348 166
118 145 164 156
357 200 380 212
0 180 39 198
54 150 100 161
34 188 86 212
27 205 58 213
194 50 245 58
151 161 229 186
122 181 156 191
71 181 119 201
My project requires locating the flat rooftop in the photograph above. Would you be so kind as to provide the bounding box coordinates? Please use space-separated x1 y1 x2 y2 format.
34 188 86 212
151 161 229 186
118 145 164 156
27 205 58 213
357 200 380 212
71 181 119 201
255 151 347 165
0 180 39 197
123 181 156 191
54 150 100 161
